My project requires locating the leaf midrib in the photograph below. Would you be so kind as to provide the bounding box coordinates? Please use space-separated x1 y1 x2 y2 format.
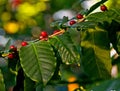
31 42 42 81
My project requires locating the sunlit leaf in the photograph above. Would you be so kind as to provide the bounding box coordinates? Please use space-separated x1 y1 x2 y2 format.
86 0 108 15
87 8 120 23
81 27 112 80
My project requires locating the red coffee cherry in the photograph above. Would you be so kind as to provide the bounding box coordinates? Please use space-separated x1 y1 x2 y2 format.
8 53 14 59
40 31 48 38
100 5 107 11
21 41 28 46
10 45 17 51
76 14 83 19
39 35 48 40
69 20 76 25
39 31 48 40
39 35 44 40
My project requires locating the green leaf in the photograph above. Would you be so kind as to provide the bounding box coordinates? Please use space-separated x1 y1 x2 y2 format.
50 16 69 29
88 78 120 91
49 32 80 64
24 75 35 91
0 70 5 91
73 21 97 30
81 27 112 80
87 8 120 24
112 8 120 16
19 41 57 85
50 20 62 29
1 66 16 89
86 0 108 15
62 16 69 23
117 32 120 53
87 12 108 22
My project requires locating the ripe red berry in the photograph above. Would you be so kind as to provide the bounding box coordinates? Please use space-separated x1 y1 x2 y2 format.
69 20 76 25
40 31 48 38
100 5 107 11
39 35 44 40
10 45 17 51
53 30 60 34
39 35 48 40
8 53 14 59
76 14 83 19
21 41 28 46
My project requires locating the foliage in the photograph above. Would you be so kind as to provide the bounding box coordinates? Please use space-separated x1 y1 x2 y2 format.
0 0 120 91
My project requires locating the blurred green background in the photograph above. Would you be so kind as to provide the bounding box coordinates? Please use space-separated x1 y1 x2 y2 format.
0 0 119 43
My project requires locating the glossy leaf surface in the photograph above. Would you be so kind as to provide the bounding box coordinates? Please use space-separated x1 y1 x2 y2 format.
19 41 56 85
49 32 80 64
